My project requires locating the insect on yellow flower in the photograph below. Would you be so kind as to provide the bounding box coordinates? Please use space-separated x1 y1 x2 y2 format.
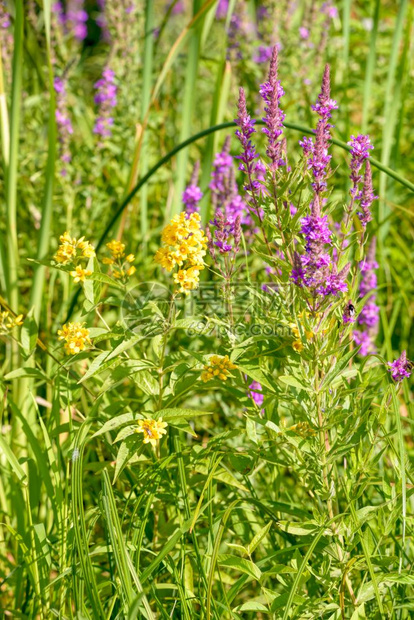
57 322 92 355
201 355 237 383
135 418 168 446
70 265 92 283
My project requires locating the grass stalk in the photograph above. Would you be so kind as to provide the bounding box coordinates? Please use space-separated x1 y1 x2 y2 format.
5 0 23 313
172 0 202 215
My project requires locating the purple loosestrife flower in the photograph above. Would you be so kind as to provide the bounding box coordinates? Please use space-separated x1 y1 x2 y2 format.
183 162 203 215
93 67 117 140
348 134 374 198
299 136 314 157
358 161 376 226
292 66 349 300
216 0 229 19
235 88 258 176
311 65 338 120
300 65 337 196
309 120 331 194
210 137 247 224
259 46 286 172
353 237 379 355
387 351 412 383
293 196 331 291
248 381 264 407
54 76 73 175
353 331 373 357
235 88 264 216
321 2 338 19
209 210 241 254
254 44 274 64
57 0 88 41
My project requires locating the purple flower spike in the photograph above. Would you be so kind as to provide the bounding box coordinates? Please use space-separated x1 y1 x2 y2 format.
259 46 286 172
54 76 73 174
348 134 374 197
300 65 337 197
354 237 379 355
183 161 203 215
358 161 376 226
235 88 258 175
299 136 314 157
209 209 240 254
311 64 338 120
93 66 117 140
210 137 247 225
235 88 264 215
387 351 412 382
353 330 375 356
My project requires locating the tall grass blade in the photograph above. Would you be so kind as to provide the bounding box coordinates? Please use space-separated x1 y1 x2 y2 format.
361 0 380 133
378 0 408 239
173 0 202 215
29 0 57 322
5 0 23 312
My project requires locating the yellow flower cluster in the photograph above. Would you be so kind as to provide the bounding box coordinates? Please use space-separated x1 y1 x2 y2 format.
54 232 95 266
103 239 136 280
58 322 92 355
201 355 237 383
135 418 168 446
0 311 24 334
154 212 207 294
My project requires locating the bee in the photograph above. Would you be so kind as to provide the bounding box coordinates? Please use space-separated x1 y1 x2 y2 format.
406 360 414 372
343 300 356 324
347 301 355 317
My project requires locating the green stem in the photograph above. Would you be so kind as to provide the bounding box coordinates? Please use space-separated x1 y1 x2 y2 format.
5 0 23 312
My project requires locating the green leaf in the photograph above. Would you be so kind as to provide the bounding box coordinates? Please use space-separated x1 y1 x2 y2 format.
234 602 269 613
113 435 142 483
247 521 272 555
278 376 309 391
4 367 48 382
93 412 135 438
155 408 213 421
21 308 38 357
237 364 275 392
218 554 262 581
